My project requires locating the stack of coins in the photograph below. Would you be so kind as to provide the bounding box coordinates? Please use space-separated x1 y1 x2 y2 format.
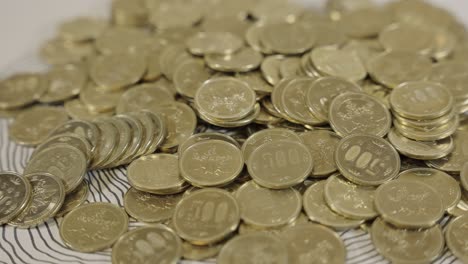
1 0 468 263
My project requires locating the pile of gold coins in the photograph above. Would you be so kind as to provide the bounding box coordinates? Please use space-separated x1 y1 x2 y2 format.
2 0 468 263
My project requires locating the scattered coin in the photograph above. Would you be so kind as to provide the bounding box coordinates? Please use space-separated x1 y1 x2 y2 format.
0 73 46 110
446 214 468 263
0 172 32 225
300 130 340 177
56 180 89 217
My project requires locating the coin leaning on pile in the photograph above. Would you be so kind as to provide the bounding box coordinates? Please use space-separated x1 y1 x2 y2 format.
2 0 468 263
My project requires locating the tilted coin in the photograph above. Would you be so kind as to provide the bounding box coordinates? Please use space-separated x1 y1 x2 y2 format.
60 202 128 252
306 76 362 122
128 154 186 194
311 46 367 82
329 92 392 137
462 163 468 192
260 22 315 55
446 214 468 263
0 73 46 110
374 179 444 228
247 140 313 189
205 47 263 73
144 111 167 154
260 55 284 86
40 63 87 103
58 17 107 42
115 114 144 165
426 130 468 173
143 49 163 81
56 180 89 217
398 168 461 210
393 106 456 128
218 233 289 264
186 32 243 55
236 72 273 94
0 172 32 225
235 181 302 228
49 120 100 157
379 23 434 55
197 103 261 128
9 106 69 146
387 128 454 160
180 140 244 187
65 99 114 122
112 225 182 264
39 38 94 65
173 188 240 245
91 119 119 169
127 112 156 157
324 174 377 220
238 212 310 236
335 134 400 186
33 134 92 164
80 82 125 114
300 130 340 177
178 132 240 155
371 218 444 263
279 57 302 79
90 53 146 91
432 28 456 61
95 27 150 54
173 59 212 99
427 62 468 101
101 117 132 168
123 187 182 223
9 173 65 228
254 107 282 125
245 23 274 54
159 45 192 81
116 83 175 114
393 114 459 141
282 223 346 264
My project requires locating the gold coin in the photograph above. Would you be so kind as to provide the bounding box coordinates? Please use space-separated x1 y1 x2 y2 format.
60 202 128 253
241 128 302 163
260 22 315 55
116 83 175 114
236 71 273 95
251 0 303 23
426 130 468 173
179 132 240 155
303 181 364 229
143 49 163 81
300 130 340 177
238 212 310 236
339 8 391 38
173 188 240 245
254 107 282 125
59 17 107 42
0 172 32 225
90 53 146 92
390 81 454 120
95 27 150 54
335 134 400 186
80 82 125 114
326 0 373 20
374 179 444 228
196 103 261 128
115 114 144 165
91 119 119 169
371 218 444 263
446 214 468 263
159 45 192 81
218 233 289 264
432 29 456 61
387 128 454 160
306 76 361 122
261 96 283 118
112 225 182 264
182 241 224 261
324 174 377 220
329 92 391 137
379 23 434 55
311 46 367 82
236 181 301 228
128 154 186 194
309 21 348 47
102 117 132 168
368 51 432 89
195 77 256 121
123 187 182 223
260 55 284 86
155 102 197 150
0 73 46 110
180 140 243 187
56 180 89 217
392 106 456 129
427 61 468 101
245 23 274 54
9 106 69 146
398 168 461 210
282 223 346 264
173 59 212 99
33 134 92 164
342 39 384 70
280 57 302 79
144 111 167 154
247 140 313 189
9 173 65 228
394 114 459 141
186 32 243 55
65 99 114 122
462 163 468 192
205 47 263 73
49 120 100 157
40 63 87 103
127 112 156 157
111 0 147 27
39 38 95 65
149 1 202 29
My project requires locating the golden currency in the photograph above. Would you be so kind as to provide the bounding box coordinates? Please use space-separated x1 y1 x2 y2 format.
40 63 87 103
180 140 243 187
310 22 347 47
426 130 468 173
446 215 468 263
56 180 88 217
9 106 69 146
111 0 147 27
340 8 392 38
173 59 212 99
116 83 174 114
235 181 301 228
311 46 367 82
393 114 459 141
329 92 391 137
245 23 274 54
326 0 373 20
197 103 261 128
115 114 144 165
95 27 150 54
39 38 95 65
160 45 191 81
238 212 309 236
397 168 461 210
65 99 113 122
80 82 125 114
143 50 163 81
123 187 182 223
300 130 340 177
432 29 456 61
335 134 400 186
0 172 32 225
186 32 243 55
32 134 92 164
462 163 468 192
218 233 289 264
0 73 46 110
173 188 240 245
279 57 302 79
379 23 434 55
60 202 128 253
236 72 273 95
149 1 202 29
324 174 378 220
247 140 313 189
427 61 468 105
59 17 107 42
178 133 240 155
374 179 444 228
250 0 303 23
254 107 282 125
261 55 284 86
91 119 119 168
9 173 65 228
127 112 155 157
205 47 263 73
49 120 100 156
371 218 444 263
260 22 315 55
182 241 224 261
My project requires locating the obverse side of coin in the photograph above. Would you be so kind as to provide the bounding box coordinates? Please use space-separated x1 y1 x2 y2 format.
60 202 128 253
9 106 69 146
124 187 182 223
205 47 263 73
173 59 212 99
180 140 244 187
398 168 461 210
218 233 289 264
374 179 444 228
25 145 87 194
282 223 346 264
324 174 378 219
173 188 240 245
427 130 468 173
155 102 197 150
247 141 313 189
311 46 367 82
329 92 391 137
0 73 46 110
303 181 364 230
0 172 32 224
56 180 89 217
300 130 340 177
112 225 182 264
446 214 468 263
9 173 65 228
371 218 444 263
335 134 400 186
235 181 302 228
40 64 87 103
128 154 186 194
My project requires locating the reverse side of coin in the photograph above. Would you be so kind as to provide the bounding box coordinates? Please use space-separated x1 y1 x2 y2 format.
0 172 32 224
